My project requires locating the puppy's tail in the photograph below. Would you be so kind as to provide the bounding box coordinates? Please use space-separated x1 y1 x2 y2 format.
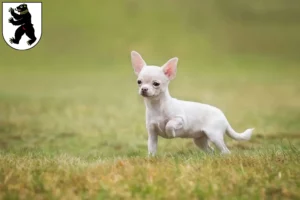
226 124 254 141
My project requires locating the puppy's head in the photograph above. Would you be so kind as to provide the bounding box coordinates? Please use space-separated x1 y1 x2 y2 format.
130 51 178 98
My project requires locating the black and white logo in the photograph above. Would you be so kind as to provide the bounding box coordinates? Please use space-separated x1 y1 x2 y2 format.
2 2 42 50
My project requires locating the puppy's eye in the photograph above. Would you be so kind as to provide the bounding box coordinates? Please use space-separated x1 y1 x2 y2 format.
137 80 142 84
153 82 160 86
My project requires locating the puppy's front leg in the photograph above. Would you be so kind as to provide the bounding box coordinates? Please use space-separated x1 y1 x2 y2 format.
165 117 184 138
147 126 158 156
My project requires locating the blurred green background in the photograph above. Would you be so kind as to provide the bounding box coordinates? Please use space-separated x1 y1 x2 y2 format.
0 0 300 156
1 0 300 66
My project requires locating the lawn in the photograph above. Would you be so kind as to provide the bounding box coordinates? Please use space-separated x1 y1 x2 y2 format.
0 56 299 200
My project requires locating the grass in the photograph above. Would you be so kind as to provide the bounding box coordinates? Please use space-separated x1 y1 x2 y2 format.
0 56 300 199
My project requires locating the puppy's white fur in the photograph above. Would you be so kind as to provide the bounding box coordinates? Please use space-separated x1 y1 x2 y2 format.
130 51 254 155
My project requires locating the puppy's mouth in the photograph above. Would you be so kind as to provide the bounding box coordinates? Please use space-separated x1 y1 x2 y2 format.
141 92 149 97
140 91 152 97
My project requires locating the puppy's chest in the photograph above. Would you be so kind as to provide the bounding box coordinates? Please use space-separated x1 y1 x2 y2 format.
152 118 168 132
148 113 171 137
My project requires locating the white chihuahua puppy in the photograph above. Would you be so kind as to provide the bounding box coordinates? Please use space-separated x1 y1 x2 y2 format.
130 51 254 155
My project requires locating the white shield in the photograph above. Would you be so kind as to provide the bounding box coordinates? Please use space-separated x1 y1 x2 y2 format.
2 2 42 50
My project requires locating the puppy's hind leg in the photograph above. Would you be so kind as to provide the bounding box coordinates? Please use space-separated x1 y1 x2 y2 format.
193 135 214 153
206 131 231 155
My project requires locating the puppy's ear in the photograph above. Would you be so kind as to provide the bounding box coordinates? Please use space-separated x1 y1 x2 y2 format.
131 51 146 75
162 57 178 80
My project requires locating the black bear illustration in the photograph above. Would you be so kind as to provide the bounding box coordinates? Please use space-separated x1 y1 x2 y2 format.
8 3 37 45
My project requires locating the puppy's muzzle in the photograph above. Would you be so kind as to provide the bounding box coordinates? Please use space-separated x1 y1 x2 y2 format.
141 87 148 96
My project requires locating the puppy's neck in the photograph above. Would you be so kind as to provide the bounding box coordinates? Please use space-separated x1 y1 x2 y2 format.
144 88 172 110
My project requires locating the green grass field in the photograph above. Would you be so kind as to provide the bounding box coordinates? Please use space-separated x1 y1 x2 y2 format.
0 56 300 199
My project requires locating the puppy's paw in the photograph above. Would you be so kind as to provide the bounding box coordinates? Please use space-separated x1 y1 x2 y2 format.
148 152 156 158
165 129 176 138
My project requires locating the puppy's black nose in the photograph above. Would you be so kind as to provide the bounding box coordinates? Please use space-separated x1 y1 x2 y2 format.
141 88 148 92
